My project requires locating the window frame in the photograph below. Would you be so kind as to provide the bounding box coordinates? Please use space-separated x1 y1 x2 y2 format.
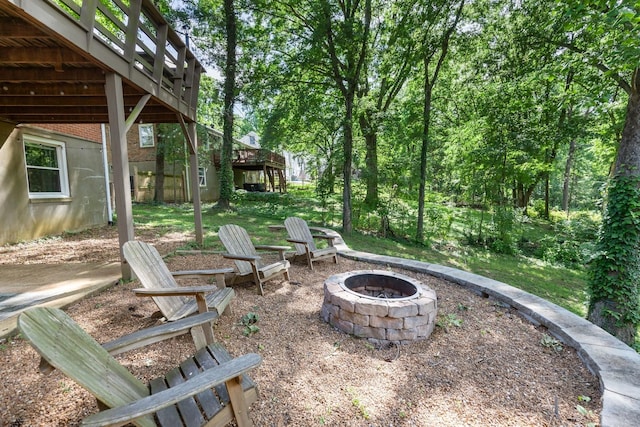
198 166 207 187
138 124 155 148
23 134 70 199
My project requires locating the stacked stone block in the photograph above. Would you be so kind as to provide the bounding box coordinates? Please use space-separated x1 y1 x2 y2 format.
322 270 437 345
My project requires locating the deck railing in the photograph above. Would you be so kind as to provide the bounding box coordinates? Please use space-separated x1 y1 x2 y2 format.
213 149 286 169
21 0 202 119
235 149 285 167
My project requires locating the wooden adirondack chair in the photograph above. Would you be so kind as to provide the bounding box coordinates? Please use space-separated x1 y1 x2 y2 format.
18 307 261 427
218 224 291 295
284 217 338 270
123 240 235 345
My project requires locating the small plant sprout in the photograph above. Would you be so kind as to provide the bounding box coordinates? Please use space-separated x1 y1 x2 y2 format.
347 387 371 420
240 312 260 336
575 404 597 427
436 313 463 332
540 334 563 352
59 381 72 393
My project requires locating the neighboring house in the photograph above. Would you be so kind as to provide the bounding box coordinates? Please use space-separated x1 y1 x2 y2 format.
284 151 310 182
240 131 260 149
123 123 221 203
131 126 288 198
0 122 109 245
231 132 287 192
243 132 308 184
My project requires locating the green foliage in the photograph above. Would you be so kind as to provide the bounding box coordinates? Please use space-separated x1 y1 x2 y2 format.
240 312 260 336
527 214 599 268
588 175 640 333
346 387 371 420
436 313 463 332
540 333 564 352
463 206 524 255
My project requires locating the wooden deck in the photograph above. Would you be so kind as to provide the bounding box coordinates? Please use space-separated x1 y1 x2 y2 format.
0 0 207 278
0 0 202 123
214 149 286 171
214 149 287 192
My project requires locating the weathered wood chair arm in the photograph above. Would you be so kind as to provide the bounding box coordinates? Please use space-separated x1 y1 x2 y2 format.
254 245 290 261
311 234 335 241
133 285 218 297
254 244 290 251
286 238 309 245
171 268 234 278
80 352 262 427
102 312 220 356
222 252 261 262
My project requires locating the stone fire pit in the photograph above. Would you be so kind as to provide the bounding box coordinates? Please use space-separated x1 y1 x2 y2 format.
322 270 437 345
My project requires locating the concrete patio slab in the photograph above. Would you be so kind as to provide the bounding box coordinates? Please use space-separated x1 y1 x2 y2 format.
0 262 121 338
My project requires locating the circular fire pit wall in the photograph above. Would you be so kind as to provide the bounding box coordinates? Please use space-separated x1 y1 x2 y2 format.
322 270 437 345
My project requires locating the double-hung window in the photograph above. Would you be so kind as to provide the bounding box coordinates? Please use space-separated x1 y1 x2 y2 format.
198 167 207 187
139 124 155 147
24 135 70 199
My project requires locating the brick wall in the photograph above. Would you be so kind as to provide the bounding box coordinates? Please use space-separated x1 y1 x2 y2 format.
33 123 103 143
104 124 157 162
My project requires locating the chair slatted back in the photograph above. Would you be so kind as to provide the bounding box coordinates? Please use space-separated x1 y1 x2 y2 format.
218 225 257 276
18 307 155 427
123 240 186 320
285 217 317 254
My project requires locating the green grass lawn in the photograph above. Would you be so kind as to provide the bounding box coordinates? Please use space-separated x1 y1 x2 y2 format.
131 194 590 318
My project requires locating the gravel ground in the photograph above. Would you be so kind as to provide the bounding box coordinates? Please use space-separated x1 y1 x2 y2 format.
0 225 601 426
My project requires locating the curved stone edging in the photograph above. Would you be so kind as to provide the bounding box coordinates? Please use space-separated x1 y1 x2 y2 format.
312 226 640 427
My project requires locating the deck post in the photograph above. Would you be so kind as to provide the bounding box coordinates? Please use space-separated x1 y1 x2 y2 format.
106 72 134 280
187 121 203 245
178 115 204 245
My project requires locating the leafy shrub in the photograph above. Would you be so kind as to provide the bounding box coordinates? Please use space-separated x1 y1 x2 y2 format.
531 214 599 268
423 204 454 242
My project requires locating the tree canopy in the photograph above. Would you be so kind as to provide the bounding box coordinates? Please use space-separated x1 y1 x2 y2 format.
163 0 639 345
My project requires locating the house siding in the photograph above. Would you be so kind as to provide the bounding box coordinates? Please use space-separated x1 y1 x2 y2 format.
118 124 221 203
0 123 107 245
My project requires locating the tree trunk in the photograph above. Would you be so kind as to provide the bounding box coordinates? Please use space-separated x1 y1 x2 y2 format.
360 112 379 207
342 92 354 235
514 181 535 213
322 0 370 235
217 0 236 210
562 138 577 214
544 174 550 219
416 0 464 242
416 56 432 243
587 68 640 345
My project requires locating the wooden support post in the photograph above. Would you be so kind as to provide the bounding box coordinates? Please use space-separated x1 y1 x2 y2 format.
178 116 204 245
188 121 204 245
105 73 134 280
